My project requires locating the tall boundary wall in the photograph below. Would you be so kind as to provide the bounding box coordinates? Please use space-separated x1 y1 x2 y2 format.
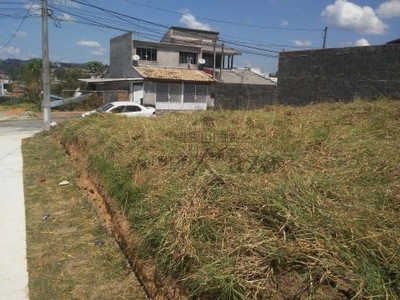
213 83 277 110
277 44 400 105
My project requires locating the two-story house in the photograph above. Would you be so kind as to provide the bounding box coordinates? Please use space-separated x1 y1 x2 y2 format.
159 26 238 71
81 27 241 110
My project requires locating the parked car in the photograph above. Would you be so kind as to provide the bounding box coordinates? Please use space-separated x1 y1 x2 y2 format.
81 101 156 118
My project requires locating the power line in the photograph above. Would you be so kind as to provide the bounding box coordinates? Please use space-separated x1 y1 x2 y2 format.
220 32 319 50
49 4 166 37
0 1 33 20
0 0 308 62
219 38 280 54
1 0 34 48
70 0 170 30
122 0 321 32
0 0 316 57
63 0 284 57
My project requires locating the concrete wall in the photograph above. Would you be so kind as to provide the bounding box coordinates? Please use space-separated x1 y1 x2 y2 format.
277 44 400 105
107 32 141 78
213 83 277 110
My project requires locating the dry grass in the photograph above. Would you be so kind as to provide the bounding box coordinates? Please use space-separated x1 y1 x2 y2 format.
22 133 147 300
54 99 400 299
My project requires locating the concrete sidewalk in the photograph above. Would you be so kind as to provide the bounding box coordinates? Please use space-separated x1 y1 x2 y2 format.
0 126 41 300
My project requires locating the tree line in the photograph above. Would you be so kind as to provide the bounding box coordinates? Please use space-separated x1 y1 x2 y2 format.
0 58 107 105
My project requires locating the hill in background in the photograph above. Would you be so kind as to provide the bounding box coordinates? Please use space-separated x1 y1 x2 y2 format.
0 58 87 80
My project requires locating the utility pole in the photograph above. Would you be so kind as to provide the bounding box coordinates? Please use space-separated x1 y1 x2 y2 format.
212 37 217 79
322 26 328 49
219 43 224 81
42 0 51 131
213 39 217 78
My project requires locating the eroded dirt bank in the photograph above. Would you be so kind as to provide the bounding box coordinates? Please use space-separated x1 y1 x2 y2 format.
63 141 186 300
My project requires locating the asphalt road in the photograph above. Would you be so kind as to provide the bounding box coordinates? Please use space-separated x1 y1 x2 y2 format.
0 111 82 132
0 119 44 134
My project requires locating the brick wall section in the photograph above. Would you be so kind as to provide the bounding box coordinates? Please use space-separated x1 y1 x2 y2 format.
213 83 277 110
277 44 400 105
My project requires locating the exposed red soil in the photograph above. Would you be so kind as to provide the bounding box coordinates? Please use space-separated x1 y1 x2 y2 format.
0 108 27 117
63 141 186 300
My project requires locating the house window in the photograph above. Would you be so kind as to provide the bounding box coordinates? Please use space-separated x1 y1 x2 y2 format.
156 83 182 103
184 84 208 103
179 52 198 64
136 48 157 61
156 83 208 104
203 55 214 68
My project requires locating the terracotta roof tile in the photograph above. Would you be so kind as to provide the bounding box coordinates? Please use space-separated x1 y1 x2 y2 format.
135 67 215 83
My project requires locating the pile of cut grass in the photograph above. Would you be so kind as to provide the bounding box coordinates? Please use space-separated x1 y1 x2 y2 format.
58 99 400 299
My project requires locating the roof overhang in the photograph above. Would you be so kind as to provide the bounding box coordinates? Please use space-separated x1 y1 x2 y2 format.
134 67 215 83
79 78 143 84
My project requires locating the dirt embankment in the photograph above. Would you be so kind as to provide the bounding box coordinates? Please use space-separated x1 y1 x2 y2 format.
63 141 186 300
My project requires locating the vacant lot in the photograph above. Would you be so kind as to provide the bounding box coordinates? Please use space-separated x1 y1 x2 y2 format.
25 100 400 299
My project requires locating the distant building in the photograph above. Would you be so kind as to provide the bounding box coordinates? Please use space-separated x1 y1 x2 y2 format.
81 26 275 111
0 82 11 97
82 27 240 110
0 74 9 82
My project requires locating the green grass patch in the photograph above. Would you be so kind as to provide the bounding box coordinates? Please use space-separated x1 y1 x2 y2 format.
55 100 400 299
22 132 147 300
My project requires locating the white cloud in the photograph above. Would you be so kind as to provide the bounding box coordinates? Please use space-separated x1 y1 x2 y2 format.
26 4 41 16
355 38 370 46
77 40 102 48
14 31 27 38
59 13 75 22
0 46 21 56
77 40 106 56
179 8 191 15
27 2 76 21
63 0 80 8
179 14 211 31
293 40 312 47
376 0 400 18
281 20 289 26
91 48 107 56
321 0 389 35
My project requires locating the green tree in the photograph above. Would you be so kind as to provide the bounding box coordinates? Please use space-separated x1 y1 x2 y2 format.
52 68 89 96
53 65 66 82
86 61 106 78
19 58 44 104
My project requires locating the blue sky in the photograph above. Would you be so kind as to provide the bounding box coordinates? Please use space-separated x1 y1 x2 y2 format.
1 0 399 74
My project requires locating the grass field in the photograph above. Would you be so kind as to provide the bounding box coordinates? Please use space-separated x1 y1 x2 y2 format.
24 99 400 299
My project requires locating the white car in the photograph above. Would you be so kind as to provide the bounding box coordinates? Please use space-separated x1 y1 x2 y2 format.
81 101 156 118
